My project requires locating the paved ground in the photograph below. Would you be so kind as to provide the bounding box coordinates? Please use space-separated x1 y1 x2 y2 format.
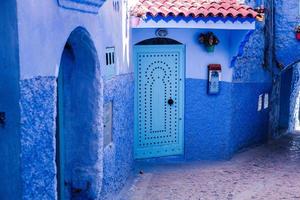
117 133 300 200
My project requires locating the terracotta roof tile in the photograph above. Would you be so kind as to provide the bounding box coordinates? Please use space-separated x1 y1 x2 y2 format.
131 0 259 19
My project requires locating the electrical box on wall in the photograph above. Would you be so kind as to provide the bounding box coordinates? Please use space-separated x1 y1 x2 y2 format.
104 47 116 80
208 64 222 95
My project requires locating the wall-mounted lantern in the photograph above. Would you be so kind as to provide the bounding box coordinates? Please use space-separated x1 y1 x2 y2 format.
199 32 219 53
295 25 300 40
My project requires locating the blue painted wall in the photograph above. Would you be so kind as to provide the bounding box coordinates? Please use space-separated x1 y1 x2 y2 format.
0 1 22 199
275 0 300 66
231 21 272 151
101 74 134 199
230 82 271 152
59 30 103 199
185 79 232 160
279 68 293 130
185 80 271 160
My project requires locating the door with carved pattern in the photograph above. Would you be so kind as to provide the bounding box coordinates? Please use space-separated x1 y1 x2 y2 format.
134 44 185 159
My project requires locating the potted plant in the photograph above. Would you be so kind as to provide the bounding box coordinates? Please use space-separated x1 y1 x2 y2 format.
295 25 300 40
199 32 219 53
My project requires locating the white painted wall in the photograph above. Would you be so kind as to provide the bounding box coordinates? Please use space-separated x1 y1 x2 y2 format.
132 28 248 82
17 0 131 80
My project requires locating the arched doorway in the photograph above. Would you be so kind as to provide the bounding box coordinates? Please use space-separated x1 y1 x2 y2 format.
56 27 102 199
133 37 185 159
279 62 300 134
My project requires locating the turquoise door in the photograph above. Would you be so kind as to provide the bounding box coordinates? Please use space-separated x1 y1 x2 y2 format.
134 45 185 159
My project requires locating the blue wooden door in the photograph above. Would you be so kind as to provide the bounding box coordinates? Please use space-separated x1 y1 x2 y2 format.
134 45 185 159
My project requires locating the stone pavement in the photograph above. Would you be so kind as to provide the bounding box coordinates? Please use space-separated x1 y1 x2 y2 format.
117 133 300 200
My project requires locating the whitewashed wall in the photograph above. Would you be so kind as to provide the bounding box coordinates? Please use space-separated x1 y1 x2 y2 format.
18 0 131 80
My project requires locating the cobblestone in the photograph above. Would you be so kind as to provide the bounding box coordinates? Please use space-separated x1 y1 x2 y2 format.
118 133 300 200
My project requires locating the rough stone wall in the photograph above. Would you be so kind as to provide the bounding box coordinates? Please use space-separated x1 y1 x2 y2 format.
101 74 134 199
20 76 57 200
232 23 270 83
274 0 300 66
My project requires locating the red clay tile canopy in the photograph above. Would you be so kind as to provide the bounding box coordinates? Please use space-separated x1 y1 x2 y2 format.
131 0 259 19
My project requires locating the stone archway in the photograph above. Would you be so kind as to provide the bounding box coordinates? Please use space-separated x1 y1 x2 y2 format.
56 27 103 199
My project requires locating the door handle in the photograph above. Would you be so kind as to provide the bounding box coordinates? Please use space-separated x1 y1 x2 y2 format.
168 98 174 106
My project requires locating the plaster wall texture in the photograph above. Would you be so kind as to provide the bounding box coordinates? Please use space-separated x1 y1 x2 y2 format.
101 74 134 199
0 1 22 199
231 22 272 151
17 0 131 80
20 76 57 200
17 0 133 199
278 68 293 130
274 0 300 66
232 23 271 83
230 82 271 153
185 79 233 160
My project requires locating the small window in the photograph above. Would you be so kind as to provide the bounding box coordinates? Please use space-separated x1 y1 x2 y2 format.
264 93 269 109
113 0 120 12
104 47 116 80
258 94 263 111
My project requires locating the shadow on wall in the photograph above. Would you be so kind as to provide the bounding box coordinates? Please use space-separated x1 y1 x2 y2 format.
57 27 103 200
274 62 300 137
288 64 300 131
0 0 22 199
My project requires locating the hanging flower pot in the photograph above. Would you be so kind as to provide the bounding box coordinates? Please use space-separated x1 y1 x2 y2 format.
296 32 300 40
295 25 300 41
199 32 219 53
206 45 215 53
